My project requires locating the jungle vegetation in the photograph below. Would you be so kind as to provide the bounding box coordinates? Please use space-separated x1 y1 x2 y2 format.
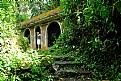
0 0 121 80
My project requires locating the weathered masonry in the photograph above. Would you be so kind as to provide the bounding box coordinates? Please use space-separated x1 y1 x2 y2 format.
20 8 63 50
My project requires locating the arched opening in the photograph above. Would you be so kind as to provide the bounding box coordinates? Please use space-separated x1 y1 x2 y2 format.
24 29 30 44
35 26 41 49
47 22 61 47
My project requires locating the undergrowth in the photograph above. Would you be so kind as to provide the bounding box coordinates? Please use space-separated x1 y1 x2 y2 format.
41 0 121 80
0 50 54 81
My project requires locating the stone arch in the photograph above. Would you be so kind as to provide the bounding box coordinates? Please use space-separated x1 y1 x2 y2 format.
47 21 61 47
35 26 41 49
24 28 30 44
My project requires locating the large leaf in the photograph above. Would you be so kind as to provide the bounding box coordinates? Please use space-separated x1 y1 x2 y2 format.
116 1 121 14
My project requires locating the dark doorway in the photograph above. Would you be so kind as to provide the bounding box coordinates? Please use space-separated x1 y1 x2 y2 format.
47 22 61 47
35 26 41 49
24 29 30 44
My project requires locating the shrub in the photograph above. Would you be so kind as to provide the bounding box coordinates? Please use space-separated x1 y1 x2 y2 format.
18 36 30 52
0 50 53 81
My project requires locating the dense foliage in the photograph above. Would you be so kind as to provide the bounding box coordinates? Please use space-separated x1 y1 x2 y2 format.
0 50 53 81
1 0 121 80
0 1 53 80
47 0 121 80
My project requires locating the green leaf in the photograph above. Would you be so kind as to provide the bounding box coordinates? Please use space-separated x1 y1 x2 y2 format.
118 73 121 79
116 1 121 14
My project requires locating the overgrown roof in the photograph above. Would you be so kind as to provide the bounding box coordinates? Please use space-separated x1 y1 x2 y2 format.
20 8 62 29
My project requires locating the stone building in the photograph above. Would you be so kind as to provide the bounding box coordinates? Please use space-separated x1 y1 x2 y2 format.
20 8 63 50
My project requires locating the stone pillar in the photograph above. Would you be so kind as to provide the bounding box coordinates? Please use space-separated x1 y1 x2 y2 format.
30 27 36 49
41 25 48 50
21 29 24 37
59 21 64 33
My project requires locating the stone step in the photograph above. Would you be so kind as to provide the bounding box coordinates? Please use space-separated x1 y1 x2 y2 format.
54 61 82 65
53 61 83 69
54 69 91 78
52 56 75 61
45 75 91 81
56 78 92 81
52 61 83 72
